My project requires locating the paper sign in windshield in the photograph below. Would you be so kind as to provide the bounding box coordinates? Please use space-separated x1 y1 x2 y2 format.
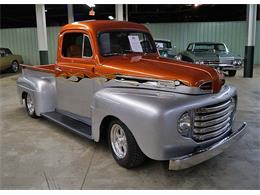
128 35 143 52
156 42 164 48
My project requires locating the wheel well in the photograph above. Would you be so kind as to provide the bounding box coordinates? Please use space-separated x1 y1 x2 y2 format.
99 115 118 143
22 91 27 101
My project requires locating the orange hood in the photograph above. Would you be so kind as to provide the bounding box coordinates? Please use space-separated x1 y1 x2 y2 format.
97 55 223 93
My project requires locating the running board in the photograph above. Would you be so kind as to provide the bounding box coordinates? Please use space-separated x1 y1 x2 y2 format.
41 111 92 139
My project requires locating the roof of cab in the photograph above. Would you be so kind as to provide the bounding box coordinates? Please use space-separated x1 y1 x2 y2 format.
60 20 150 34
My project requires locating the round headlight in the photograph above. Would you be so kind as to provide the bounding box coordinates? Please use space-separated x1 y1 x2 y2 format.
178 112 192 137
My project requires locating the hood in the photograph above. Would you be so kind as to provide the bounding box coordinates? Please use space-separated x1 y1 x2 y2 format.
98 55 223 93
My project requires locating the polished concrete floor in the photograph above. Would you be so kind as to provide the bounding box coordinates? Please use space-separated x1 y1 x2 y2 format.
0 67 259 189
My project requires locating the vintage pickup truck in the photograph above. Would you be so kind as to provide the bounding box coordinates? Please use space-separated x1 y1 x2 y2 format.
17 20 247 170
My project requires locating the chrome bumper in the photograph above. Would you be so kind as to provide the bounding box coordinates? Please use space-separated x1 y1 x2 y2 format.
208 64 242 70
169 122 247 170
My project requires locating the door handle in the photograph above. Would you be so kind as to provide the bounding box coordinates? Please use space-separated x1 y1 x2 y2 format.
55 67 62 72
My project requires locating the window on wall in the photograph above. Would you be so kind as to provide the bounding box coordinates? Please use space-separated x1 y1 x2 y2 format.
62 33 92 58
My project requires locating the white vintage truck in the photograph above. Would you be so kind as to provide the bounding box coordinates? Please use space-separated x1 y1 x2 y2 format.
17 20 246 170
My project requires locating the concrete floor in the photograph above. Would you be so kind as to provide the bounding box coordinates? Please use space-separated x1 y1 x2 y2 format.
0 68 259 190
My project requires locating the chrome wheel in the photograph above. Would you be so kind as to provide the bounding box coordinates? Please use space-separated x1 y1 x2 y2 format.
26 94 35 115
11 61 19 72
110 124 128 159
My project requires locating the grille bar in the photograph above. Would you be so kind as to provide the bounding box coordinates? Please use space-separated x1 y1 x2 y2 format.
193 117 231 134
193 125 231 141
196 100 231 114
194 113 231 128
192 98 234 142
195 106 232 121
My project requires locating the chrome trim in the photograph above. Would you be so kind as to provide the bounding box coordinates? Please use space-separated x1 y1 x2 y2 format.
193 117 231 133
193 124 231 141
194 113 231 128
169 122 247 170
195 105 232 121
196 100 231 114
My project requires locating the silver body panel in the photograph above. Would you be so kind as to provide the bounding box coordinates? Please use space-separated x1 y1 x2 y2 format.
17 67 246 163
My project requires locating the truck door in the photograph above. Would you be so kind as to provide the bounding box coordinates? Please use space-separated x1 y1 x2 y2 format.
55 31 96 119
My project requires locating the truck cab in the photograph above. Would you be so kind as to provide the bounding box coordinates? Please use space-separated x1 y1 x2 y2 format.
17 20 246 170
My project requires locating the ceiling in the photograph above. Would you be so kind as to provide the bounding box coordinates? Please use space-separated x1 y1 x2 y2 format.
0 4 259 28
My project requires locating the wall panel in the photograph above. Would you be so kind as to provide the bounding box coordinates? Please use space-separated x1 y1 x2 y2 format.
0 21 259 65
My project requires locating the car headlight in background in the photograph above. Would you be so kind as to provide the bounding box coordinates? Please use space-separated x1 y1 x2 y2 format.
178 112 192 137
195 60 204 65
175 55 182 61
233 60 242 65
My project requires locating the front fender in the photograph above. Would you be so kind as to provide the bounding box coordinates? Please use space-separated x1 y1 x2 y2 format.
91 85 237 160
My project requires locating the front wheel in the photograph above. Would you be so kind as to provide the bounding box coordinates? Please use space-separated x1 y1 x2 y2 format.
25 93 38 118
108 119 146 169
228 70 237 77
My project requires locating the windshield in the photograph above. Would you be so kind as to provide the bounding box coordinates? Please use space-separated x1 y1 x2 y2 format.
194 43 227 52
98 31 157 56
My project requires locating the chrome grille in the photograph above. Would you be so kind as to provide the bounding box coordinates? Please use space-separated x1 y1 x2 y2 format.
203 60 219 65
193 99 234 141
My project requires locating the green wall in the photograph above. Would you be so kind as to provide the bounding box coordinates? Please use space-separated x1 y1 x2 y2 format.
0 21 259 65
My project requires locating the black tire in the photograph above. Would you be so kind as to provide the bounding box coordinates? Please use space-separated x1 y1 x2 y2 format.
228 70 236 77
108 118 146 169
11 61 20 73
25 93 38 118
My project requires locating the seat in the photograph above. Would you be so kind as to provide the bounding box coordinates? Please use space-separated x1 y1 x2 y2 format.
66 45 82 57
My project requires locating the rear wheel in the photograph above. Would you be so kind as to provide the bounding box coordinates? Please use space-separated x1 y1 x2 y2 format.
11 61 19 73
25 93 38 118
108 119 146 169
228 70 236 77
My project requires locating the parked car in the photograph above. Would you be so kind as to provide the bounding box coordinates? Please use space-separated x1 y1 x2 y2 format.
177 42 243 76
17 21 246 170
154 39 177 59
0 48 23 73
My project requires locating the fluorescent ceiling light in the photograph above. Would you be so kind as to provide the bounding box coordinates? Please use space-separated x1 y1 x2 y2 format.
108 16 114 20
86 3 95 8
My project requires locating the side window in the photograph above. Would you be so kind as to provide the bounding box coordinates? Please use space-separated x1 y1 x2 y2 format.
5 49 12 55
83 36 92 57
62 33 83 58
187 44 193 51
0 50 5 57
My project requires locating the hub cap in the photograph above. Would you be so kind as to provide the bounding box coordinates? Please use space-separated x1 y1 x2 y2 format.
12 62 19 72
26 94 34 115
110 124 128 159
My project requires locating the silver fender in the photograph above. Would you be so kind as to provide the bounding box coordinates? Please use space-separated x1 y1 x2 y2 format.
16 69 56 116
91 85 237 160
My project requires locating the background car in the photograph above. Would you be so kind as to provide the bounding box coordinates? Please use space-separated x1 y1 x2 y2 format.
154 39 177 59
0 48 23 73
177 42 243 76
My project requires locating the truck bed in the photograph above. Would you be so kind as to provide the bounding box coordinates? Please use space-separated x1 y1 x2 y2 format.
21 64 55 74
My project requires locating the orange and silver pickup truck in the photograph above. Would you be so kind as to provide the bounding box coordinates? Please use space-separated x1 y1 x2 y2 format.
16 20 247 170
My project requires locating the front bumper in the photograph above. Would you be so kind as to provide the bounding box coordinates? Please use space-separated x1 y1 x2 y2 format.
208 64 243 71
169 122 247 170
